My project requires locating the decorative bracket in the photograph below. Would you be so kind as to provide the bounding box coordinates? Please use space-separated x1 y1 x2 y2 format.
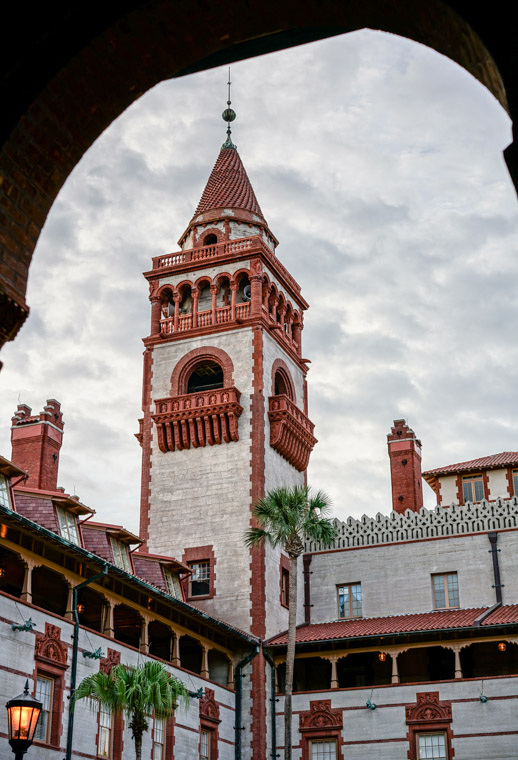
11 617 36 632
83 647 104 660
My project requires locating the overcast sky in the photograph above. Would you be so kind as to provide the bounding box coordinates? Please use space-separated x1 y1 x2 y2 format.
0 30 517 533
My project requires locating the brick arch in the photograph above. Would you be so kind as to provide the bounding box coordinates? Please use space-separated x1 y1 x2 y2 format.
271 358 295 401
170 346 235 396
213 271 233 289
232 267 251 286
0 1 514 352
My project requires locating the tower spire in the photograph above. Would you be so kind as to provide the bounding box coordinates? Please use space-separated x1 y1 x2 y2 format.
222 67 236 149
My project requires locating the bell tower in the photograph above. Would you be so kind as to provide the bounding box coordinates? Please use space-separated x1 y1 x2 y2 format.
138 94 316 641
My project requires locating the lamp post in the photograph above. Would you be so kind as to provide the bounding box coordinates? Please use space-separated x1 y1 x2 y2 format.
6 680 42 760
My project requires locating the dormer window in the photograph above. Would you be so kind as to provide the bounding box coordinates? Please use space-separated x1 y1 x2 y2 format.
110 537 132 572
0 474 11 510
56 506 80 544
462 474 484 503
164 567 182 599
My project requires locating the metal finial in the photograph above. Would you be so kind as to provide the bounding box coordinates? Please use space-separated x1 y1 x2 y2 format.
222 67 236 149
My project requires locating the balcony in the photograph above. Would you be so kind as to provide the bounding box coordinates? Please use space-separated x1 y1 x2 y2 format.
153 387 243 452
268 395 317 472
160 302 251 336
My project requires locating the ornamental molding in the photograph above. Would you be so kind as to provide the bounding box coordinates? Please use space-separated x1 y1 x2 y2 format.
100 648 121 674
153 387 243 452
306 496 518 551
34 623 68 669
299 700 343 731
200 687 221 724
268 394 317 472
406 692 452 724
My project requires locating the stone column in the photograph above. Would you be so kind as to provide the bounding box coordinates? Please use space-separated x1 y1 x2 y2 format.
250 271 263 318
173 293 180 332
20 561 35 603
104 599 115 638
200 644 210 679
150 296 162 336
230 283 238 321
171 631 181 667
191 289 199 329
390 652 400 684
329 656 339 689
65 582 74 621
210 285 218 326
451 645 463 679
227 658 235 689
140 617 149 654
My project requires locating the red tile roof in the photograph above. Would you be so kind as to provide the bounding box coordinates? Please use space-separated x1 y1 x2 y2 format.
194 146 264 219
265 605 518 645
423 452 518 479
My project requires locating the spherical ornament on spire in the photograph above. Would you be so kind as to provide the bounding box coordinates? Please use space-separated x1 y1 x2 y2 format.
222 108 236 123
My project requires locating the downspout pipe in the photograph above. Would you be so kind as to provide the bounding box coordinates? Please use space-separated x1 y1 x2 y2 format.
474 532 503 627
303 554 312 625
235 646 259 760
65 564 108 760
263 649 278 760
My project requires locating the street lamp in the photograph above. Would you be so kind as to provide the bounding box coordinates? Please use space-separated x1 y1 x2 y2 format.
5 680 42 760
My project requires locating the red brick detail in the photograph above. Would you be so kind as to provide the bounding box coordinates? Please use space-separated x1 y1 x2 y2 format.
387 419 423 514
13 494 60 532
268 395 316 472
139 347 154 547
271 358 295 400
113 712 124 760
199 688 221 760
280 553 290 609
153 387 243 452
10 400 63 490
506 467 515 498
34 622 68 668
170 346 235 396
298 700 344 760
100 648 120 675
166 715 175 760
455 475 463 505
482 471 490 500
33 623 68 749
405 692 454 760
182 545 216 600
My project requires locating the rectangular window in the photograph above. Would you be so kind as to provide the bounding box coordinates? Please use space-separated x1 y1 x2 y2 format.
56 506 80 544
432 573 459 609
164 567 182 599
417 732 448 759
97 703 112 758
189 561 210 597
152 716 165 760
200 728 211 760
311 739 337 760
0 474 11 509
281 567 289 608
513 470 518 496
337 583 362 619
34 675 53 743
462 475 484 503
110 537 132 572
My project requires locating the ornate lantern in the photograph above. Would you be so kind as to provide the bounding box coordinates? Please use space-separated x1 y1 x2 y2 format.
5 680 42 759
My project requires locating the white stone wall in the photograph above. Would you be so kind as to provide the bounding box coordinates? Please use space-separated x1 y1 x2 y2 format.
309 531 501 623
488 469 510 500
148 329 254 631
229 222 260 240
277 677 518 760
0 595 236 760
439 474 458 504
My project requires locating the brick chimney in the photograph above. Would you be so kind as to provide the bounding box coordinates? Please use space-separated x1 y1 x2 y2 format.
11 399 64 491
387 419 423 514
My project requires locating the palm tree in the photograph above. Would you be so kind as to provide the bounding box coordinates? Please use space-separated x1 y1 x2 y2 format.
244 485 338 760
73 660 189 760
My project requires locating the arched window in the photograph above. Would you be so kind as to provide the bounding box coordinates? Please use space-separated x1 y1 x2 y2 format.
187 360 224 394
203 233 218 246
274 367 294 400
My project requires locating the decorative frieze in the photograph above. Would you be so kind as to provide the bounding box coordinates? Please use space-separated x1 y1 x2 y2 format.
268 394 316 472
305 496 518 551
153 387 243 452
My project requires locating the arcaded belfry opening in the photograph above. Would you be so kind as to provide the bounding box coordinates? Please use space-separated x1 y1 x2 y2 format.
76 586 105 633
0 546 25 599
187 360 224 393
31 565 69 617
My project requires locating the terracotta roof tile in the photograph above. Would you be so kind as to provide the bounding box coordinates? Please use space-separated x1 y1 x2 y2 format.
266 605 518 645
194 147 264 219
423 452 518 478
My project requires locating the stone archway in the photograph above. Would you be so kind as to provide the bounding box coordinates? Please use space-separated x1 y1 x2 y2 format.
0 0 516 352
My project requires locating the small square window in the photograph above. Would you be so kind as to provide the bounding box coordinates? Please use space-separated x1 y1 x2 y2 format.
189 561 210 597
432 573 459 609
0 475 11 509
337 583 362 619
56 506 80 545
164 567 182 599
417 732 448 759
110 538 132 573
462 475 484 503
34 675 53 744
311 739 337 760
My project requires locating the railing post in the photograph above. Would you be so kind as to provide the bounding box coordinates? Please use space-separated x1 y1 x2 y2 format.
211 285 217 327
230 284 238 321
173 293 180 333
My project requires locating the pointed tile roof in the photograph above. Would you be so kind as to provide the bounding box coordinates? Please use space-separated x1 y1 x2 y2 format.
194 146 265 219
423 451 518 479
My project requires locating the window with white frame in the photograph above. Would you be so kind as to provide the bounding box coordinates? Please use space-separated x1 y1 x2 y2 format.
311 739 337 760
56 506 80 544
200 728 211 760
337 583 362 618
0 474 11 509
34 675 53 743
164 567 182 599
417 732 448 759
432 573 459 609
152 716 165 760
110 537 132 572
97 703 112 757
462 474 484 503
189 561 210 597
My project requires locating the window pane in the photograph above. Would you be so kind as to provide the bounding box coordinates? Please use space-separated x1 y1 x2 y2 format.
462 481 472 502
190 561 210 596
0 475 11 508
513 471 518 496
433 575 446 608
447 573 459 607
34 676 52 742
351 584 362 616
474 479 484 502
338 586 349 618
200 728 210 760
165 569 182 599
418 733 447 760
311 740 337 760
111 538 132 572
98 704 112 757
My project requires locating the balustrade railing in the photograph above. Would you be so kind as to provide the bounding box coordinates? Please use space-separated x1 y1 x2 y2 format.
159 303 251 335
